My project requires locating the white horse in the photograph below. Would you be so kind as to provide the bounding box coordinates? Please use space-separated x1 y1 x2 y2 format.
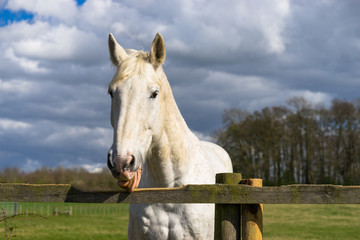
107 32 233 240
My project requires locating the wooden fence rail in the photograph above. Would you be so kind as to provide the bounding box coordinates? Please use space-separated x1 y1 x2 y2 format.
1 173 360 240
1 182 360 204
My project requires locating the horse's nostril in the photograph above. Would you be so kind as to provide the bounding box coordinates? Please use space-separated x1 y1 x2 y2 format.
130 155 135 168
107 152 114 168
123 155 135 172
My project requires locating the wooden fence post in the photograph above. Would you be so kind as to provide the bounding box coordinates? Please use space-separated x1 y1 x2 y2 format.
241 179 263 240
215 173 243 240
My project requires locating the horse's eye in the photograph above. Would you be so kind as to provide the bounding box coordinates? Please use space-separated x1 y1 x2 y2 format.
150 90 159 99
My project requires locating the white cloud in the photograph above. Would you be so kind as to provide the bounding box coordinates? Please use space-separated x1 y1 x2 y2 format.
2 0 291 68
174 70 333 113
81 163 106 173
297 90 332 106
0 20 105 68
6 0 78 23
43 125 112 150
5 48 49 73
193 131 213 142
0 21 49 41
259 1 290 53
0 78 38 94
81 0 122 29
163 0 290 62
166 38 189 53
0 118 31 131
21 158 42 172
11 23 103 64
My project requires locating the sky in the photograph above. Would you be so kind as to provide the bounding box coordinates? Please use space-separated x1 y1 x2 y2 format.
0 0 359 172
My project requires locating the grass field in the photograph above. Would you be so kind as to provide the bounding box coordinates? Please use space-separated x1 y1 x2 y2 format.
1 203 360 239
264 204 360 240
0 203 129 240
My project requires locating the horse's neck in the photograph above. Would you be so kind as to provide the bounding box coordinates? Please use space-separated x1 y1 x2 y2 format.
145 77 200 187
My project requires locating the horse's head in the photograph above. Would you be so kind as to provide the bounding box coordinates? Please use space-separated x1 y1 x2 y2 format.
107 33 166 192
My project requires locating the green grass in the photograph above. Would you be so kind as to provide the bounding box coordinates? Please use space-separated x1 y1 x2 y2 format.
1 203 360 239
264 204 360 240
0 203 129 240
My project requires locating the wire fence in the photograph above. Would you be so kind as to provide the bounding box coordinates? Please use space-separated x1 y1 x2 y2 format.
0 202 18 216
0 202 129 217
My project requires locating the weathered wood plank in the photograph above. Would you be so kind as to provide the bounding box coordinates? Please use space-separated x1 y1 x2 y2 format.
241 179 263 240
0 183 72 202
215 173 242 240
1 183 360 204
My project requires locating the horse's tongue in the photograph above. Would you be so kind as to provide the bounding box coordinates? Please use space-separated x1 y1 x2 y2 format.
118 166 142 192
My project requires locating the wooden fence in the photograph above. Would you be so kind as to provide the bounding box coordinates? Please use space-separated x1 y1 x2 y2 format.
1 173 360 240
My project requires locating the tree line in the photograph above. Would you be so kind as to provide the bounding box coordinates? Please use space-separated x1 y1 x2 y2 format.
0 166 119 191
214 97 360 185
2 97 359 187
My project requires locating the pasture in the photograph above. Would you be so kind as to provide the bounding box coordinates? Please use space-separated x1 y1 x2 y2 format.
0 202 129 240
1 203 359 240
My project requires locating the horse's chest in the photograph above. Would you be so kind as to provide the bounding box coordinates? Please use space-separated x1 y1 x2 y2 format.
128 203 214 240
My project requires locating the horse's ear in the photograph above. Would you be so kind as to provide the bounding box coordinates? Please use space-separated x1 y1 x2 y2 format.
108 33 128 66
150 33 166 68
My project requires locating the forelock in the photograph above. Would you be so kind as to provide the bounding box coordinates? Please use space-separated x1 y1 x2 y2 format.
108 50 154 90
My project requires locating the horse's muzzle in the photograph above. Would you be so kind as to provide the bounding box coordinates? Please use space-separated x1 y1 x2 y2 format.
108 153 142 192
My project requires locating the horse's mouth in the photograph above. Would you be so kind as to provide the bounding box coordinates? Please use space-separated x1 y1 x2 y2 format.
117 165 142 193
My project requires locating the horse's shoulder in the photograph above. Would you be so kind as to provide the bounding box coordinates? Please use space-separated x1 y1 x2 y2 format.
200 141 233 173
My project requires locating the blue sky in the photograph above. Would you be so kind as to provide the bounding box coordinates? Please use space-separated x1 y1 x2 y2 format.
0 0 359 172
0 9 33 26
